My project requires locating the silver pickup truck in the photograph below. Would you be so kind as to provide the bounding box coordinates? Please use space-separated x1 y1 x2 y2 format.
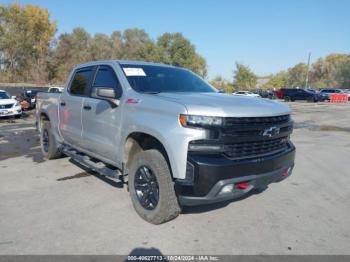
36 60 295 224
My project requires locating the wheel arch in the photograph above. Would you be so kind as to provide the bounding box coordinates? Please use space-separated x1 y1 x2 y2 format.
123 132 173 178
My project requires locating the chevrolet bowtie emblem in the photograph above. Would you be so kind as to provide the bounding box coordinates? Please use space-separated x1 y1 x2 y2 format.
263 126 280 137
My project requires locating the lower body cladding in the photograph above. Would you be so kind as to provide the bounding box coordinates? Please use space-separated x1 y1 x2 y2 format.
175 143 295 206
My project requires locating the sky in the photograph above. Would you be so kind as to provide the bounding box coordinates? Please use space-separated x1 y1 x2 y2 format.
2 0 350 79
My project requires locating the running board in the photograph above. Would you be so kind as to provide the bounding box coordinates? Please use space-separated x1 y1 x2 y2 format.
63 147 123 182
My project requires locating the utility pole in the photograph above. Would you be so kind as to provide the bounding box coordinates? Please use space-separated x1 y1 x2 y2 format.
305 52 311 89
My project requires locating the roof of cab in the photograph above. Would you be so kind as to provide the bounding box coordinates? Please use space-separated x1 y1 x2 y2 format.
74 60 175 70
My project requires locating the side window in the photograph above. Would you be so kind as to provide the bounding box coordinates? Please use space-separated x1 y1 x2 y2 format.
92 66 122 98
69 68 94 96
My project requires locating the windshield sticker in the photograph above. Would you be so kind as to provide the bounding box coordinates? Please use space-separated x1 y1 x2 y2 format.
123 68 146 76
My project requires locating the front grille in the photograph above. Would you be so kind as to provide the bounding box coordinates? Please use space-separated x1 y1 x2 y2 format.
223 136 289 159
223 115 292 159
224 115 290 127
189 114 293 160
0 104 14 109
225 115 290 126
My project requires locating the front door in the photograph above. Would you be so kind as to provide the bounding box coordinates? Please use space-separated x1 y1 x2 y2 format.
81 65 123 163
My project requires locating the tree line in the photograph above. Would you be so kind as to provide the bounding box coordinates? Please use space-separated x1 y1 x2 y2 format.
1 3 349 91
0 3 206 84
212 54 350 93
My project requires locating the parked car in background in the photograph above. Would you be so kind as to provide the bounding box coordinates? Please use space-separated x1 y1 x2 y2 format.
0 90 22 118
320 88 350 101
257 89 274 99
21 89 43 109
48 86 64 93
283 88 326 102
344 90 350 100
232 90 261 97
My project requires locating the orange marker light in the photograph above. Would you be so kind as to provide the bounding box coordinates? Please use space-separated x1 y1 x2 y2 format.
179 115 187 127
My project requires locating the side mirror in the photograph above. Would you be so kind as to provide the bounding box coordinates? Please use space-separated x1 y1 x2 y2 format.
96 87 119 106
97 88 115 99
11 96 16 99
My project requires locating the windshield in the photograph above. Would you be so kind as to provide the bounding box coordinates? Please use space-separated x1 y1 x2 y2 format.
121 64 216 93
0 91 10 99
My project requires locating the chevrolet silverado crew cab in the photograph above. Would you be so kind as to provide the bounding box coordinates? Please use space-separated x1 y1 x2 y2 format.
36 60 295 224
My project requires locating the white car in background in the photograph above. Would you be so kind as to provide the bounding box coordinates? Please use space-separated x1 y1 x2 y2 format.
48 86 64 93
0 90 22 118
233 90 261 98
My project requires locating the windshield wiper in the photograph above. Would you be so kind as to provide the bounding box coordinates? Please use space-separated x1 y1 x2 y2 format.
141 91 161 94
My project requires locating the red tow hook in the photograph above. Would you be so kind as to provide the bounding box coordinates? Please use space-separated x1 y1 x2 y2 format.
236 182 250 190
282 169 289 177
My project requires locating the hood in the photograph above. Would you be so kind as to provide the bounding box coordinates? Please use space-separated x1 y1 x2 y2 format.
156 92 291 117
0 99 16 105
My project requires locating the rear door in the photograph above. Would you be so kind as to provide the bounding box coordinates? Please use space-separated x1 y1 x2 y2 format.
59 66 95 148
81 65 123 162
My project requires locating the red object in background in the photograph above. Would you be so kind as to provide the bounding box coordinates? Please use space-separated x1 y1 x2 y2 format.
330 93 348 103
275 89 284 99
20 100 30 110
15 96 30 110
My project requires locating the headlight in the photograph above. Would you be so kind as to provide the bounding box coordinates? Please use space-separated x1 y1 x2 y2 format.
14 101 20 107
179 114 223 127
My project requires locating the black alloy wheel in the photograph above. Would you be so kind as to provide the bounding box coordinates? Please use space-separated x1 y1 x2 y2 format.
134 166 160 210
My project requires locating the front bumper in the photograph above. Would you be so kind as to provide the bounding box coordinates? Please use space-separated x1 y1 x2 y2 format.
0 107 22 117
176 143 295 206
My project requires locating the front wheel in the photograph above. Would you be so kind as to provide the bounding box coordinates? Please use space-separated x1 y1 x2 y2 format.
128 149 181 224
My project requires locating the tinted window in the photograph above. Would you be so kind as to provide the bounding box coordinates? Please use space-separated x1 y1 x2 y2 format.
0 92 10 99
25 90 40 98
322 89 333 93
70 68 93 95
93 66 122 98
121 64 216 93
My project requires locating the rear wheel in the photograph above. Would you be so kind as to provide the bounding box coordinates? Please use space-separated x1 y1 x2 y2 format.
40 121 63 159
128 149 181 224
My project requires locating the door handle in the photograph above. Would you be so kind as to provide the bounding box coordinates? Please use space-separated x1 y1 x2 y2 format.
83 105 92 111
60 101 66 106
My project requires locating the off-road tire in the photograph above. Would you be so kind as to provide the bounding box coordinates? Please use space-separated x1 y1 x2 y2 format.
129 149 181 224
40 120 63 159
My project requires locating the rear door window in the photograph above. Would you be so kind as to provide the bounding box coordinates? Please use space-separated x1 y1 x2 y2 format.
69 67 94 96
